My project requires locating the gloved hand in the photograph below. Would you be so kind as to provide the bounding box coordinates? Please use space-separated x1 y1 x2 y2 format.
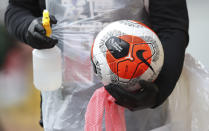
105 80 159 111
26 15 58 49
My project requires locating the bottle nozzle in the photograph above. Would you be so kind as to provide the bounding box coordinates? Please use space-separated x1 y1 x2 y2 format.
42 10 52 37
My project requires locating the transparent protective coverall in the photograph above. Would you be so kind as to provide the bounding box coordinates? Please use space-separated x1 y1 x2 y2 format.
41 0 167 130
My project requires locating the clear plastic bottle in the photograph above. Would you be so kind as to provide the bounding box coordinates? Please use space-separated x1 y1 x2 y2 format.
33 46 62 91
32 10 62 91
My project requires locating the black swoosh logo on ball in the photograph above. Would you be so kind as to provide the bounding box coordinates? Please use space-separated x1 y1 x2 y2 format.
136 50 155 73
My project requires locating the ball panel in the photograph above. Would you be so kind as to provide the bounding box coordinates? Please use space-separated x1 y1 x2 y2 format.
105 36 130 59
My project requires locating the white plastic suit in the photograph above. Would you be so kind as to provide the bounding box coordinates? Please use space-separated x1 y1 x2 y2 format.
41 0 209 131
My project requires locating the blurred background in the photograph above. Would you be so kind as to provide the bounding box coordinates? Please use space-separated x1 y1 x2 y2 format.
0 0 208 131
0 0 42 131
186 0 209 70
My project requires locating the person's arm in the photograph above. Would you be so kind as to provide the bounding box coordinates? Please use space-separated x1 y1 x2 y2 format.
4 0 58 49
149 0 189 107
4 0 42 43
105 0 189 110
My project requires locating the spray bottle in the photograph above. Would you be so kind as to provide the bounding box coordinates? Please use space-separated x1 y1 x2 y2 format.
32 10 62 91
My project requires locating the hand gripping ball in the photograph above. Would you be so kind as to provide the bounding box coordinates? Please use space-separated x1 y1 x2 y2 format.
91 20 164 89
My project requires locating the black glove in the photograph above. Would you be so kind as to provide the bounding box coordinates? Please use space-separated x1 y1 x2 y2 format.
105 80 159 111
26 15 58 49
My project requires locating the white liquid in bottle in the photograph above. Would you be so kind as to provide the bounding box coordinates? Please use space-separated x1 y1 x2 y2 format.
33 46 62 91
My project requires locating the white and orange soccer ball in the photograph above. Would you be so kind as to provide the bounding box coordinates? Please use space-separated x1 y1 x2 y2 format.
91 20 164 89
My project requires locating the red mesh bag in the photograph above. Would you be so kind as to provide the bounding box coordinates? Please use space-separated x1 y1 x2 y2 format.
85 87 126 131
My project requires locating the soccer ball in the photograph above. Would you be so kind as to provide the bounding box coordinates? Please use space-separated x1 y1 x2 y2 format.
91 20 164 89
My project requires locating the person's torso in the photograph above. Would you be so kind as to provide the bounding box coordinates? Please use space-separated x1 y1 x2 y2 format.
41 1 166 131
46 0 150 88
